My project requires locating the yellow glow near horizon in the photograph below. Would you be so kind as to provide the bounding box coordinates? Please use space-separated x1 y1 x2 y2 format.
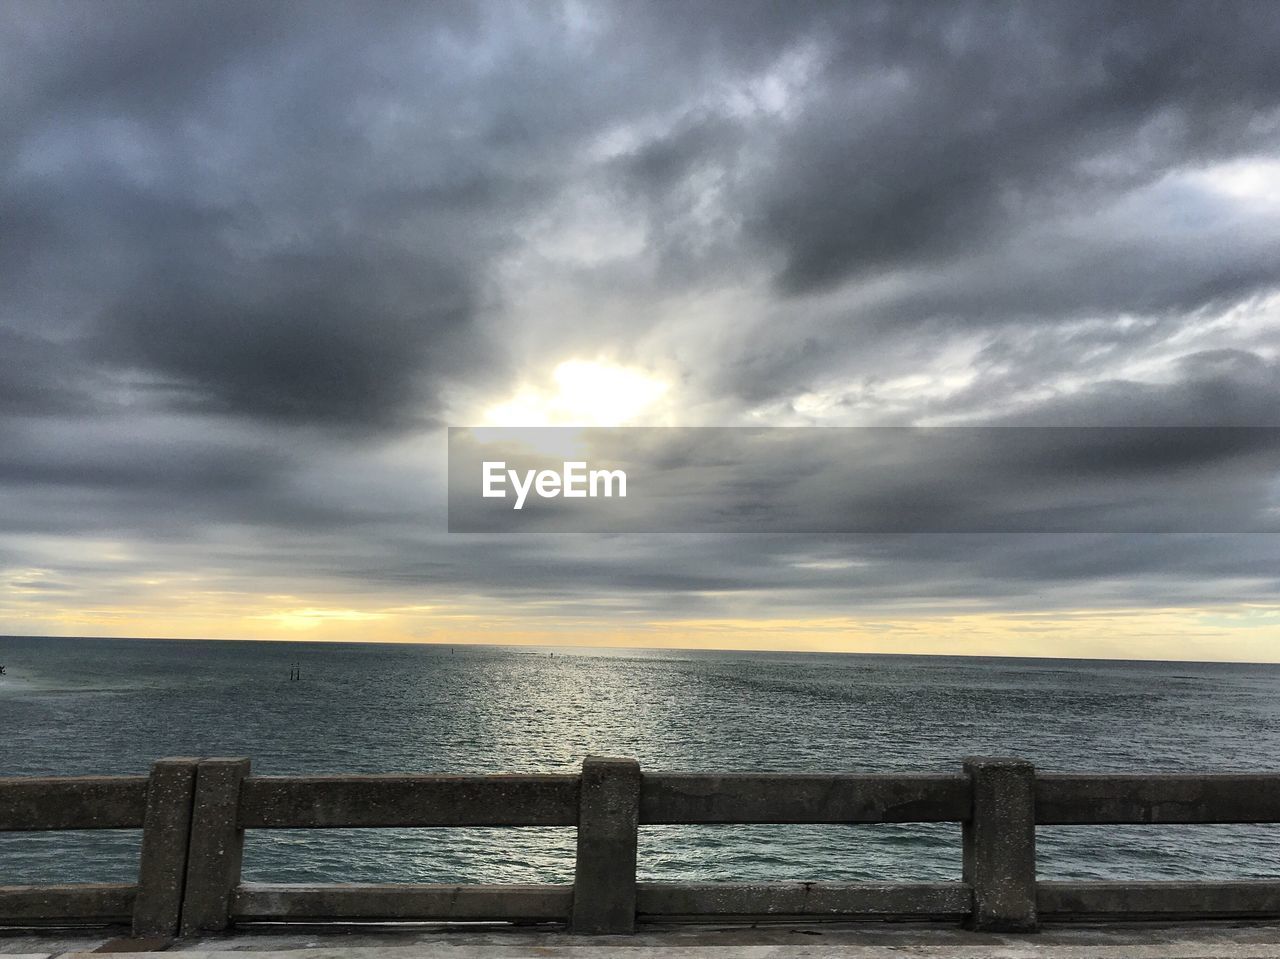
4 590 1280 663
484 359 669 427
255 607 392 631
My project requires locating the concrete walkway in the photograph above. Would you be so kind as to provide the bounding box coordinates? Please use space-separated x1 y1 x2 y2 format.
9 921 1280 958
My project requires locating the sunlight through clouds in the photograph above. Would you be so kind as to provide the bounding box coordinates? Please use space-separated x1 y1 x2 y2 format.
3 3 1280 660
484 359 669 427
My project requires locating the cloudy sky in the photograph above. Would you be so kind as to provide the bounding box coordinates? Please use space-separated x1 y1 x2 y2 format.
3 0 1280 660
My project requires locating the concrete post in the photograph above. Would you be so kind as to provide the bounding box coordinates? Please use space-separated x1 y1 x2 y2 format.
963 757 1038 932
180 758 250 936
132 758 199 937
571 756 641 934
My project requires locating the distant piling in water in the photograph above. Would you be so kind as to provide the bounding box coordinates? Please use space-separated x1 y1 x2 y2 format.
289 664 300 681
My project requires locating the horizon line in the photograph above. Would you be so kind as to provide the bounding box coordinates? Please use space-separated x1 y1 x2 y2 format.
2 632 1278 668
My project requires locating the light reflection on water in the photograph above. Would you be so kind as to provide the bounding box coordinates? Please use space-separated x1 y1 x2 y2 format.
3 636 1280 884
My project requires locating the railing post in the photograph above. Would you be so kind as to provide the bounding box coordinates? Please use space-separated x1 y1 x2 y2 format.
963 757 1037 932
571 756 640 934
132 757 199 937
179 758 250 936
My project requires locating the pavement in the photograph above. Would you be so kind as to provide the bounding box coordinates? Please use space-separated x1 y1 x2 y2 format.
9 921 1280 958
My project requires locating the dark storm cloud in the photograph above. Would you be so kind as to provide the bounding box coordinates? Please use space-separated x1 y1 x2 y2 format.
751 1 1280 295
675 3 1280 409
2 1 1280 636
2 1 578 431
0 413 331 540
90 251 475 428
0 328 96 416
6 0 1279 429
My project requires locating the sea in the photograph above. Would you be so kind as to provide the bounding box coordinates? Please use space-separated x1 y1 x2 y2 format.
3 635 1280 887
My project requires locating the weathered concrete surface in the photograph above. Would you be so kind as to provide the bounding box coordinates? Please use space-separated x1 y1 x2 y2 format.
132 759 199 938
1036 774 1280 824
640 773 968 824
0 885 134 925
232 884 571 922
1039 879 1280 917
10 922 1280 958
634 881 969 918
964 757 1037 932
571 756 641 935
0 778 147 831
180 759 251 936
240 774 579 828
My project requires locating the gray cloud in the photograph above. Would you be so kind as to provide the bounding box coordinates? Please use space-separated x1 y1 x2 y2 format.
752 2 1280 294
90 251 475 429
2 1 1279 645
448 425 1280 534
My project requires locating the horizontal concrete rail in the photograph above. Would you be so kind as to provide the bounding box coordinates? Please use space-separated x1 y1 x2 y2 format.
0 776 148 831
239 774 580 828
635 881 971 919
7 758 1280 936
0 883 136 925
231 881 972 924
1039 881 1280 917
1037 774 1280 824
640 773 969 823
232 883 573 922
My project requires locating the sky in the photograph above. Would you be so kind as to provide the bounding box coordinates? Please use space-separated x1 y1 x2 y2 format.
2 0 1280 660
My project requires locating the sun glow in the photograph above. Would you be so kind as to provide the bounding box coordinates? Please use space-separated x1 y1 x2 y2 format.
255 607 390 631
484 359 669 427
1196 158 1280 206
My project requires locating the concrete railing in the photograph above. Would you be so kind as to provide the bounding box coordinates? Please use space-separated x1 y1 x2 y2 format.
4 755 1280 937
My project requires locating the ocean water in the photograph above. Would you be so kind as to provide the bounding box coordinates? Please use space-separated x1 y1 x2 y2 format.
3 635 1280 887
